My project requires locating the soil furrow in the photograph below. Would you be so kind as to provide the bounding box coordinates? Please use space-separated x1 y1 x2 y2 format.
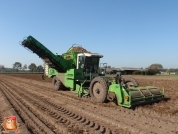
1 77 129 134
1 75 178 133
0 82 55 134
0 87 30 134
4 75 178 133
1 76 143 133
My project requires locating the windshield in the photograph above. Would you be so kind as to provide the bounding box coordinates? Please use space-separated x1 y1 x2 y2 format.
85 57 99 73
78 56 99 73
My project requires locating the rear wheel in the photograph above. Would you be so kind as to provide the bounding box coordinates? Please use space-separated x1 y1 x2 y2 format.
124 77 139 88
89 76 108 103
52 76 64 91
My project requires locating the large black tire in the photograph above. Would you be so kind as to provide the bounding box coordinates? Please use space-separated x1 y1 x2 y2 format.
52 76 64 91
89 76 108 103
123 77 139 88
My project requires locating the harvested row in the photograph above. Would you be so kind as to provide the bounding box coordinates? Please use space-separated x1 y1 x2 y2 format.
0 85 30 134
3 74 178 122
7 74 178 115
1 75 178 133
1 82 55 134
0 76 129 134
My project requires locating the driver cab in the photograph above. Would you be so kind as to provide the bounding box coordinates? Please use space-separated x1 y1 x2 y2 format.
77 53 103 80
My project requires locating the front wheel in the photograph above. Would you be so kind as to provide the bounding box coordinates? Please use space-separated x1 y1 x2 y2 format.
89 76 108 103
52 76 64 91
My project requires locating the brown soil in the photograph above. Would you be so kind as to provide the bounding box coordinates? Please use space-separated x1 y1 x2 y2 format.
67 46 91 53
1 74 178 134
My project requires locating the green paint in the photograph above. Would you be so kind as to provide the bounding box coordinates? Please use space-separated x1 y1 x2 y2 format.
21 35 165 108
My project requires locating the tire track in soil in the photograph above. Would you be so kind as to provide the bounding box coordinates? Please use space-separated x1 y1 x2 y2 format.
4 75 178 133
12 75 178 120
0 80 148 134
0 75 177 133
1 75 178 134
0 77 129 134
8 74 178 116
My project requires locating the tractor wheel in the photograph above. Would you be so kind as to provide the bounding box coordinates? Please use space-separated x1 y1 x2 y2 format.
89 76 108 103
52 76 64 91
124 77 139 88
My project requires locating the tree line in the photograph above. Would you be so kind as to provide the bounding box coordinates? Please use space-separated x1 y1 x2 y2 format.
0 62 178 75
13 62 44 72
0 62 44 72
133 64 178 75
105 64 178 75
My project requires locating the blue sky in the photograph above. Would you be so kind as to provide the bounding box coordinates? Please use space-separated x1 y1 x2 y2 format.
0 0 177 69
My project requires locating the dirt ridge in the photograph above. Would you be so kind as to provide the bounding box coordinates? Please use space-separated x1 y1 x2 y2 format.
0 75 178 133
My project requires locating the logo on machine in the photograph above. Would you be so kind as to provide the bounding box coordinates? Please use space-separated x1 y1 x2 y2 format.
65 56 72 60
67 74 73 77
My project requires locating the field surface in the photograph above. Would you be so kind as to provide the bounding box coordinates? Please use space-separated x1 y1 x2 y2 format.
0 74 178 134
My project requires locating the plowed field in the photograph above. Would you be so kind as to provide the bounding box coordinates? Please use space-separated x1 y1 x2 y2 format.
0 74 178 134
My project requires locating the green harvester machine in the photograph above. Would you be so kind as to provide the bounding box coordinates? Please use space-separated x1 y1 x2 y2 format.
21 35 164 108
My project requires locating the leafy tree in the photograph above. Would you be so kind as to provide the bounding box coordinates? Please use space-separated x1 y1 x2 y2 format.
147 63 163 75
28 63 37 72
0 65 4 72
147 69 157 75
22 64 27 70
133 70 147 75
0 65 4 69
175 68 178 73
169 68 177 72
13 62 22 71
162 68 167 72
37 65 44 72
148 63 163 70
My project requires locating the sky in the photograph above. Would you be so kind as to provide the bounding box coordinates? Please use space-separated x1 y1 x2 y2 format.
0 0 178 69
